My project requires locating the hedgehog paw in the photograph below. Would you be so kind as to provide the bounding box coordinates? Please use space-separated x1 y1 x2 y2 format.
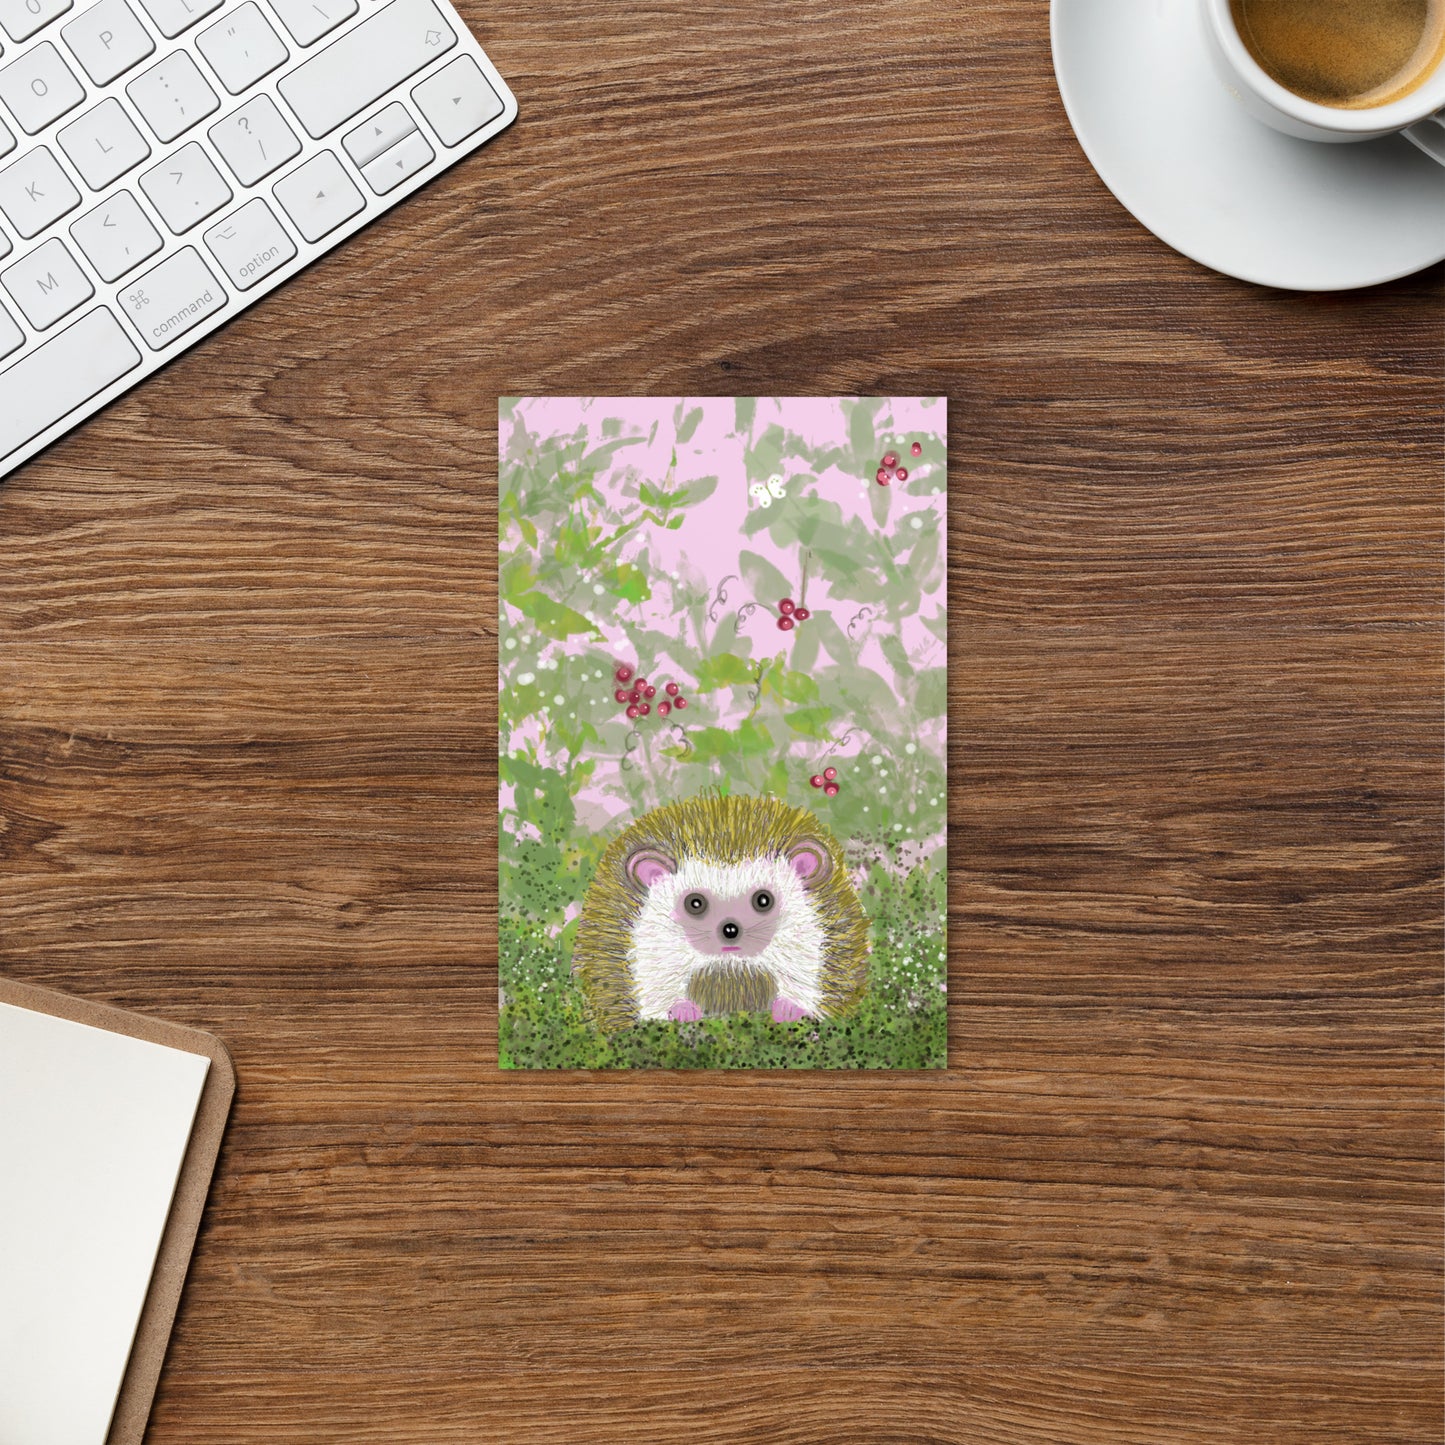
668 999 704 1023
771 996 810 1023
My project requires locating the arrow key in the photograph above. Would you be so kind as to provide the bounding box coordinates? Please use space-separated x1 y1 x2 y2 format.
412 55 504 148
70 189 163 282
360 127 433 196
273 149 363 242
343 102 416 168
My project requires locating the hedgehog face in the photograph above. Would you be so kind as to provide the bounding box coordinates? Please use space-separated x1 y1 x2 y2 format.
622 839 834 1014
633 854 822 975
673 881 783 959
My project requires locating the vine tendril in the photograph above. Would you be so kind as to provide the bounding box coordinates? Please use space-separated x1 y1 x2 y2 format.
619 728 642 771
709 574 737 624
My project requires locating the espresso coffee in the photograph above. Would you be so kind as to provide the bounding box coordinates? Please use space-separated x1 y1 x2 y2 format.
1230 0 1445 108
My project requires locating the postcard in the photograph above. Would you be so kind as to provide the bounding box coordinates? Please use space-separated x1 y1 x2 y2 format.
498 397 946 1068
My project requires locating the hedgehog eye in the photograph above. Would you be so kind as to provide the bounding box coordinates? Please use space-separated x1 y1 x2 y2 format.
751 890 774 912
683 892 709 916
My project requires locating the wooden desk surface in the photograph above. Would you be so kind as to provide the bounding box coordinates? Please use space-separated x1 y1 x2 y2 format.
2 2 1440 1440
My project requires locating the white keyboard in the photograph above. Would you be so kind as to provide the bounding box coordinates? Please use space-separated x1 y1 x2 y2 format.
0 0 515 478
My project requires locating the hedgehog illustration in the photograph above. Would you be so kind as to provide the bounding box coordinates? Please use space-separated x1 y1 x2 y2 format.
573 794 870 1031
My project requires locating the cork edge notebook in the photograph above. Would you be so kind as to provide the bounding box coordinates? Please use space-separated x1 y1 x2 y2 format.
0 975 235 1445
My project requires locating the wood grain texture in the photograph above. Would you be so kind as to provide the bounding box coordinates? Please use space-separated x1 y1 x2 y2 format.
1 0 1441 1440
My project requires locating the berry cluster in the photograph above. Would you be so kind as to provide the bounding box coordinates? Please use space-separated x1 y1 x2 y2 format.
613 665 688 722
776 596 811 632
809 766 841 798
876 440 923 487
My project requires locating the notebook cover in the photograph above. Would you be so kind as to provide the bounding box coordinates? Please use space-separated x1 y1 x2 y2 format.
0 975 235 1445
498 396 948 1069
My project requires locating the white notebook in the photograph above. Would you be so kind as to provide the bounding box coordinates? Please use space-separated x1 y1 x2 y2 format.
0 999 213 1445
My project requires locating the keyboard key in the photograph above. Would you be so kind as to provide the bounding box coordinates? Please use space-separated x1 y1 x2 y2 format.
0 306 141 458
342 100 413 167
133 0 218 38
272 148 361 241
360 127 430 195
140 139 230 232
203 195 294 289
412 55 501 147
127 50 218 142
277 0 454 140
58 97 150 189
266 0 353 47
197 3 285 94
70 187 161 280
0 300 21 358
62 0 155 85
117 244 224 348
209 93 298 185
0 146 80 238
0 42 86 135
0 0 72 44
3 235 92 328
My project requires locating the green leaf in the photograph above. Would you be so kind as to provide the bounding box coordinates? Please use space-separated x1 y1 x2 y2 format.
734 718 774 755
739 549 794 609
880 633 914 680
501 557 538 603
666 515 685 529
778 669 819 704
912 667 946 719
694 652 757 691
515 590 599 641
783 705 832 739
608 562 651 604
676 404 704 444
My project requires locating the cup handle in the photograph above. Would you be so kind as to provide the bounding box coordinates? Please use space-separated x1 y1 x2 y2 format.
1403 111 1445 165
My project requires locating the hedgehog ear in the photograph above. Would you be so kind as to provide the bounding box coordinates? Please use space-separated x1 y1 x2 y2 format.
788 838 832 889
625 847 675 892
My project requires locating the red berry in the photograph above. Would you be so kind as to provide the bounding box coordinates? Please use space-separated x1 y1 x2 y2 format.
876 469 891 485
910 441 922 457
643 685 656 698
823 767 837 781
615 666 633 684
629 689 641 704
778 617 795 631
639 703 650 716
824 782 839 797
779 598 796 615
793 607 810 621
810 775 824 788
657 700 671 717
665 681 679 697
626 705 640 719
895 467 908 482
633 677 648 690
674 696 687 709
615 689 630 703
882 452 898 468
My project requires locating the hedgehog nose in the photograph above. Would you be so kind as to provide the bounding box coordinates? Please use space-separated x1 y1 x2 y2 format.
720 920 740 941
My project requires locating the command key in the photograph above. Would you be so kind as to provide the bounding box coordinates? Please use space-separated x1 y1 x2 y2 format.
119 246 228 350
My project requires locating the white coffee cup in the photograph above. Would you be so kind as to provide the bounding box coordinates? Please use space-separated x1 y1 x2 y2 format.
1202 0 1445 164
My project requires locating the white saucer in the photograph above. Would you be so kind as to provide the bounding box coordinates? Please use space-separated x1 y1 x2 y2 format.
1051 0 1445 290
